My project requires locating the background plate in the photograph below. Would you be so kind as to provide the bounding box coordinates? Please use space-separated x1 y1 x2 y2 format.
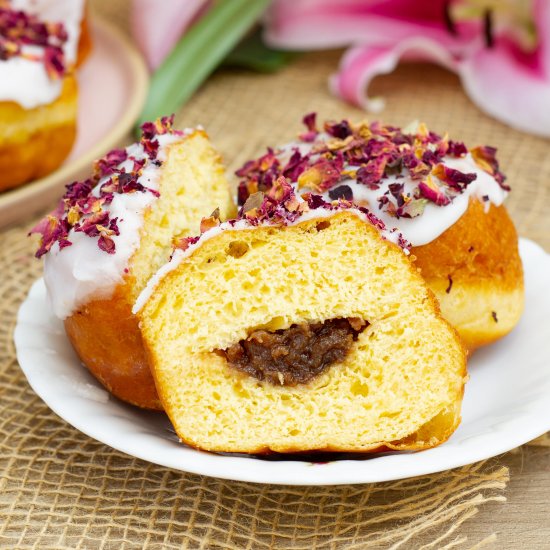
14 239 550 486
0 17 148 229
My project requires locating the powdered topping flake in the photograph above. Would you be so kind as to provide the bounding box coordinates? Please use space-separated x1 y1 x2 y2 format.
31 115 183 258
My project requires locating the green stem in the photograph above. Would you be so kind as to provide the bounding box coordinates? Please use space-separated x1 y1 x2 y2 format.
136 0 272 132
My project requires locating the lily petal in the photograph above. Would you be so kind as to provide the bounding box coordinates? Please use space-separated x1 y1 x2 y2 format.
265 0 478 50
330 38 458 112
268 0 550 137
131 0 210 69
458 0 550 137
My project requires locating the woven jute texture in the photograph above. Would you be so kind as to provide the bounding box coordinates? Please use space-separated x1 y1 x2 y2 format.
1 1 549 548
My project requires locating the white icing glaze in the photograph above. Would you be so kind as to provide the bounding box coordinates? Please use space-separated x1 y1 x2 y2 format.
333 154 506 247
43 132 185 320
276 141 508 247
132 207 402 315
0 0 85 108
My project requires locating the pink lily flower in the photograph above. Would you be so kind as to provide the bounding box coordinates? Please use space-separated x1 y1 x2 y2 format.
131 0 210 69
265 0 550 137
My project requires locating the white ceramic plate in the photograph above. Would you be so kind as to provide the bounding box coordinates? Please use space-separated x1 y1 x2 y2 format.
14 238 550 486
0 16 149 229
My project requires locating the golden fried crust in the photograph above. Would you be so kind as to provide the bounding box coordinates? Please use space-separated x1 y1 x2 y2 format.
59 131 235 411
412 200 522 285
0 75 77 191
411 200 524 349
76 11 92 67
64 282 163 411
171 386 464 455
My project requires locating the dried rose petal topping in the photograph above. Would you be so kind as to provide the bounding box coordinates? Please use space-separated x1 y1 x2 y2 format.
200 208 221 234
471 146 509 190
96 218 120 254
98 235 115 254
0 4 68 78
324 120 352 139
304 192 327 210
297 155 343 192
140 114 176 139
421 149 443 166
175 167 411 258
328 185 353 201
356 159 386 189
384 157 403 177
418 179 451 206
75 211 110 237
30 216 71 258
282 150 309 181
388 183 407 207
31 115 182 258
447 140 468 158
173 235 200 253
398 198 428 219
299 112 319 142
431 164 477 191
267 177 294 203
241 191 265 216
64 179 94 202
43 46 64 79
95 149 128 178
235 148 281 205
234 116 510 231
284 193 304 213
403 154 431 180
142 136 160 160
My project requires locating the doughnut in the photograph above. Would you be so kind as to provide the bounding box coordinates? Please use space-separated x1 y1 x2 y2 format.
235 115 524 350
135 181 466 453
31 116 235 410
0 0 89 191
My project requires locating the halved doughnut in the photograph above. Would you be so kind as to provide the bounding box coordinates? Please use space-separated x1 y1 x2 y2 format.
138 211 467 453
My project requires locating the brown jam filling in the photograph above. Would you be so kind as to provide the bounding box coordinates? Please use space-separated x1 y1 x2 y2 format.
220 318 368 386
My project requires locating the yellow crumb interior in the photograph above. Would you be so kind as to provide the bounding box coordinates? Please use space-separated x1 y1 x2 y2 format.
140 213 466 453
128 131 235 301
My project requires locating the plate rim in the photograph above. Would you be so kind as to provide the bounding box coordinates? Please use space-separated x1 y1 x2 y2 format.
13 238 550 485
0 15 149 230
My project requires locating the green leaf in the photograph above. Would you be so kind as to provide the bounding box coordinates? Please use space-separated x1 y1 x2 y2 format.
136 0 272 133
222 28 299 73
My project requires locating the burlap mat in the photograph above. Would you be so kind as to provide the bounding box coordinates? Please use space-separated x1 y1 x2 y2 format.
1 1 549 548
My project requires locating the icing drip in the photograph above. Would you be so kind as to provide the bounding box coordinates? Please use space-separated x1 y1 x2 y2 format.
43 133 181 319
235 117 509 248
275 146 506 247
32 116 192 319
333 153 505 246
